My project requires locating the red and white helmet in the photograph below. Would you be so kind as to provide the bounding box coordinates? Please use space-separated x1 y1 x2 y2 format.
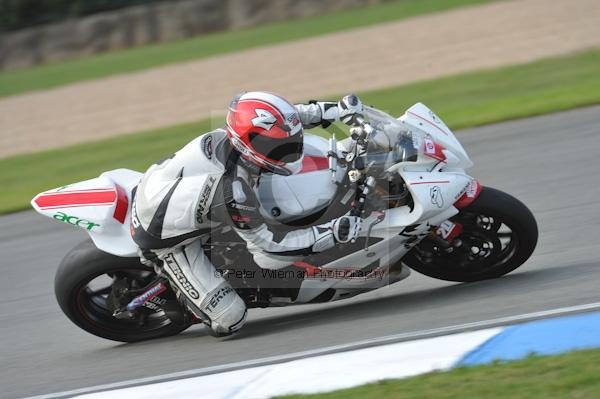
226 91 304 176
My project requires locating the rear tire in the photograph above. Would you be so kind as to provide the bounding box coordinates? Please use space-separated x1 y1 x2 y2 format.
403 186 538 282
55 240 191 342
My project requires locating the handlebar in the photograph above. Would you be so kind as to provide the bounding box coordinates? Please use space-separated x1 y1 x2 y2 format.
348 114 377 217
345 115 374 158
354 115 375 135
327 112 378 218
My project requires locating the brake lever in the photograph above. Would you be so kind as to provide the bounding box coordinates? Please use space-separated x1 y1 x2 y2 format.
363 211 386 251
364 219 376 251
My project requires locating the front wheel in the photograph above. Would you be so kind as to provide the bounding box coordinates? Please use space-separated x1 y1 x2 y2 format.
55 240 192 342
403 186 538 282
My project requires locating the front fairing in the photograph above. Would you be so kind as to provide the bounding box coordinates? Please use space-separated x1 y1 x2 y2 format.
358 105 475 228
399 104 473 168
362 105 473 172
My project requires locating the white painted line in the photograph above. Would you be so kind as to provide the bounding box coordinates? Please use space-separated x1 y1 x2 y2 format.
79 328 504 399
25 301 600 399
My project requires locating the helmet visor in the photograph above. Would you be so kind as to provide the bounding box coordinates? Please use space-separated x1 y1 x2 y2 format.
249 131 303 163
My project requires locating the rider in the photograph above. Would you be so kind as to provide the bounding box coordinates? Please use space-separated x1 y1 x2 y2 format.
131 91 364 336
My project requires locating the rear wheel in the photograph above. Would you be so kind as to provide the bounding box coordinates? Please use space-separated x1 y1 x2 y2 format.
403 186 538 282
55 240 191 342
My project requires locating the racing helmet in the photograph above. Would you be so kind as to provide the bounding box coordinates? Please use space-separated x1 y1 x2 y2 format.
226 91 304 176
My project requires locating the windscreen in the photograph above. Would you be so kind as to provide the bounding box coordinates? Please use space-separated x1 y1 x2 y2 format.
362 107 421 176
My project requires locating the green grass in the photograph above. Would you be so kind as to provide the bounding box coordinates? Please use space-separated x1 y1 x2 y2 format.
2 49 599 215
361 49 600 129
278 348 600 399
0 0 497 98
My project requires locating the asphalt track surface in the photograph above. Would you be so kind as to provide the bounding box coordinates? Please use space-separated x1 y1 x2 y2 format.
1 106 599 398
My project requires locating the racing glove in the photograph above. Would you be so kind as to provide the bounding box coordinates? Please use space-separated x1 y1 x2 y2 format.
296 94 364 128
312 213 362 252
332 214 362 243
338 94 364 125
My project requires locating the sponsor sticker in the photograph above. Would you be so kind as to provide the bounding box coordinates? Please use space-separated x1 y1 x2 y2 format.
424 138 436 155
53 212 100 231
195 175 217 224
143 296 167 311
131 200 140 228
164 254 200 299
126 282 167 312
287 113 300 127
285 113 302 135
143 302 162 311
430 186 444 208
465 180 479 198
205 286 234 313
201 134 213 160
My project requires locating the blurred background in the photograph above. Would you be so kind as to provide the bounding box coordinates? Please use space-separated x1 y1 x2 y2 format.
1 0 598 214
1 1 599 398
1 0 391 69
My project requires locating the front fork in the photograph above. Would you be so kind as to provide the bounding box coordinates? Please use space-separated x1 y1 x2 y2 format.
429 179 481 250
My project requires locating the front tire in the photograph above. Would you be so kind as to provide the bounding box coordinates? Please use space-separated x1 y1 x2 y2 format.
403 186 538 282
55 240 191 342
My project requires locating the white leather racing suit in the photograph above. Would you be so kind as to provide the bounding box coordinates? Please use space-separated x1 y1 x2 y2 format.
131 100 349 335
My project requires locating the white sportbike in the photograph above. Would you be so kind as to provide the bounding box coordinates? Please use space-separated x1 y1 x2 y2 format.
32 103 538 342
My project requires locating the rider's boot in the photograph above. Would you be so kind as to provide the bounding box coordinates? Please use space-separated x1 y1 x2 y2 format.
148 240 247 337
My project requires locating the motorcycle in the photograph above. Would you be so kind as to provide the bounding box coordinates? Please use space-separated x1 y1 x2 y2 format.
31 103 538 342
